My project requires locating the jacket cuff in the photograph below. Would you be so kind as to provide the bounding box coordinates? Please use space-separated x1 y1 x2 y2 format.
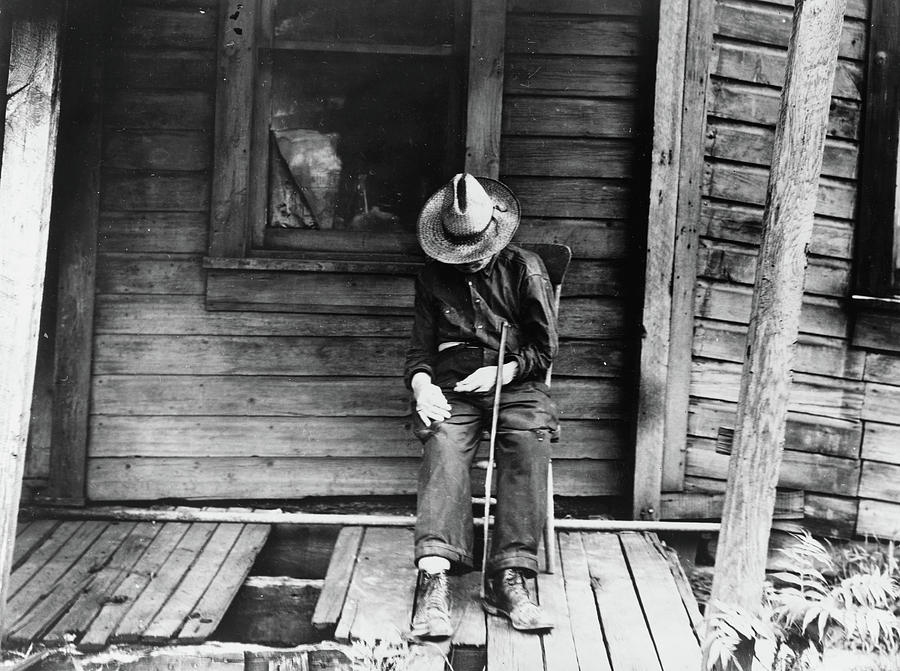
405 364 434 390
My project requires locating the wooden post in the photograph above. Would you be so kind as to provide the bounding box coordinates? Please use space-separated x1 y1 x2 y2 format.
464 0 506 179
633 0 690 520
704 0 847 646
0 0 64 645
47 0 106 504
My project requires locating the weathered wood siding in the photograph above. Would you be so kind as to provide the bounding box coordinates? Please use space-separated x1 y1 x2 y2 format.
681 0 891 538
85 0 653 500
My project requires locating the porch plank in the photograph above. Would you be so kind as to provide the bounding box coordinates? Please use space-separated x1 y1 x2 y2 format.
582 533 662 671
143 523 244 642
12 519 60 570
43 522 161 646
334 527 417 643
111 522 218 643
7 522 109 620
537 545 579 671
312 526 364 631
7 522 136 646
558 532 612 671
78 522 191 650
177 523 270 643
486 586 544 671
9 521 82 597
619 533 700 671
450 570 486 648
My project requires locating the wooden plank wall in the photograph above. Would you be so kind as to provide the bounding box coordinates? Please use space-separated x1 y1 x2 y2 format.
499 0 656 498
85 0 652 501
682 0 881 538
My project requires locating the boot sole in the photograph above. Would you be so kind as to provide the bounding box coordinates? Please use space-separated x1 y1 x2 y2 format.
480 598 554 632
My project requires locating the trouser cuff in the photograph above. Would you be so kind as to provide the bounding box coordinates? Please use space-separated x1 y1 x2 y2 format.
487 551 539 577
414 541 474 571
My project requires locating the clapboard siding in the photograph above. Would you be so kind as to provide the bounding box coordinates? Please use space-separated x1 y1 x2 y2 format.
674 0 900 541
87 0 644 504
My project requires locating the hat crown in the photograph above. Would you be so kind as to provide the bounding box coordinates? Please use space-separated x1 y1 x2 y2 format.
441 173 494 239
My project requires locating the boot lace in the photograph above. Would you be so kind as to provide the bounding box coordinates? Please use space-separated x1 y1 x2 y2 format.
421 571 450 614
500 569 543 620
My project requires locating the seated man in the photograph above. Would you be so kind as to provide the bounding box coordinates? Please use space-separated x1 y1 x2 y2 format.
405 173 558 638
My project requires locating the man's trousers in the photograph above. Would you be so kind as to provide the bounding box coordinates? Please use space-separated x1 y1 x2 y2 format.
413 380 558 576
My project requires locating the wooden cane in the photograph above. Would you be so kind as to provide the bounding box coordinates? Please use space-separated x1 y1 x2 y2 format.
480 322 509 599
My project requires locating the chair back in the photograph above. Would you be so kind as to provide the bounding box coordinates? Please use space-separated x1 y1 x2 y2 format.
518 243 572 291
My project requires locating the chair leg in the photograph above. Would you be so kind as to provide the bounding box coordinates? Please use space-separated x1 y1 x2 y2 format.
543 461 557 574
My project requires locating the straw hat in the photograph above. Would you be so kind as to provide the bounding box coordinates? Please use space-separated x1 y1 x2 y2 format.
416 173 520 264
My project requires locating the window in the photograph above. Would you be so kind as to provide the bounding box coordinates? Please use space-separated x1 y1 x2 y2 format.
206 0 473 270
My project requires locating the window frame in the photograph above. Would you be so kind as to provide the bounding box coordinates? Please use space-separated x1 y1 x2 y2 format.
853 0 900 307
205 0 505 283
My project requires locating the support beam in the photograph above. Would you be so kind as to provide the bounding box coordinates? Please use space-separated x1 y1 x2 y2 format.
464 0 507 178
705 0 847 650
47 0 106 504
633 0 690 519
0 0 64 646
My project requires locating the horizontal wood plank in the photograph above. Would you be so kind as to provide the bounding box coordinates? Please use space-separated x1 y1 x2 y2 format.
89 415 627 460
692 319 865 380
700 199 854 259
508 0 647 15
92 334 625 378
695 281 848 338
687 398 863 459
103 130 211 171
506 15 641 57
702 162 857 221
802 494 858 538
860 421 900 464
101 171 210 212
714 1 866 61
105 49 216 91
86 457 628 499
500 137 634 178
94 294 628 340
853 310 900 353
114 5 217 49
98 212 208 254
503 177 631 219
503 97 637 138
697 240 851 297
708 79 861 140
858 460 900 503
864 352 900 384
761 0 868 20
705 119 858 180
712 40 862 101
686 438 861 497
862 382 900 424
505 55 640 97
104 90 213 130
517 219 631 260
90 375 627 419
856 500 900 539
691 359 864 420
96 253 204 295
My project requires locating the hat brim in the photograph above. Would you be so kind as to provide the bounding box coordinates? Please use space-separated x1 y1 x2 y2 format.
416 177 520 264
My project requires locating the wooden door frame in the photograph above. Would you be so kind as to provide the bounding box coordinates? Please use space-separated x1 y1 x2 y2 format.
633 0 714 518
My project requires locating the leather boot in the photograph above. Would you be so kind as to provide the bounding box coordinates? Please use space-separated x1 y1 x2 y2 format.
482 568 554 631
410 570 453 639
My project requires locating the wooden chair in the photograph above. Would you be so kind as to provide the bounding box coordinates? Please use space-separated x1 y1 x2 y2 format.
473 243 572 575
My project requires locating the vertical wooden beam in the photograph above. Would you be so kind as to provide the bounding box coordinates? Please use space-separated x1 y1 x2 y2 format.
633 0 690 520
208 0 256 258
0 0 64 645
464 0 506 179
47 0 107 505
661 0 716 492
854 0 899 297
706 0 847 639
0 3 12 176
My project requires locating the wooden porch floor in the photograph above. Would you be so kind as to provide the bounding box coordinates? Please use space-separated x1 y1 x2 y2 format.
7 518 270 650
315 527 703 671
8 520 702 670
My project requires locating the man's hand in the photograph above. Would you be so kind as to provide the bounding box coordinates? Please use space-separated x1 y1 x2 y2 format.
453 361 518 393
411 372 452 425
